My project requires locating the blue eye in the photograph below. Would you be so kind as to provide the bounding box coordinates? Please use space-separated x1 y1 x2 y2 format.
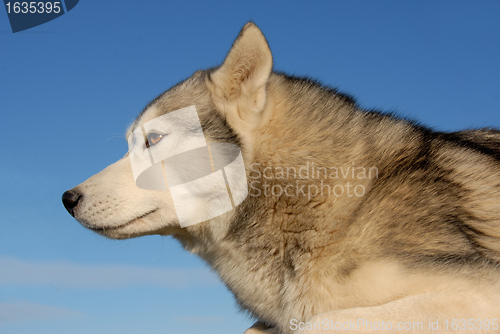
146 132 163 148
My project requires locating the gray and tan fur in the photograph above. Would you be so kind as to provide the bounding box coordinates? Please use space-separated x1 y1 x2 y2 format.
62 23 500 333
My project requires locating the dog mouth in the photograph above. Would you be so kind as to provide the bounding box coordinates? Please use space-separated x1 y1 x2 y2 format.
82 209 159 232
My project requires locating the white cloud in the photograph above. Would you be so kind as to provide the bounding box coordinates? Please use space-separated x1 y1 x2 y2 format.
0 256 219 289
0 301 83 323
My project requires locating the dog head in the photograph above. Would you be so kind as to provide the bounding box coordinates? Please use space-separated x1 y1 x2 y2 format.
62 23 273 243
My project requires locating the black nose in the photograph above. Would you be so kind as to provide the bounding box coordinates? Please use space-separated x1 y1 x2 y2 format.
62 190 81 217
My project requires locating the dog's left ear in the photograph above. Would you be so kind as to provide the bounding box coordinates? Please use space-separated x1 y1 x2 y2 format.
208 22 272 137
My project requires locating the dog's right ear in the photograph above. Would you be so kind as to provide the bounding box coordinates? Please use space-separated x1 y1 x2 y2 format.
207 22 273 140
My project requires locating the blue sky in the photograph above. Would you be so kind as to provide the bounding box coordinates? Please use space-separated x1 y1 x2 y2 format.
0 1 499 333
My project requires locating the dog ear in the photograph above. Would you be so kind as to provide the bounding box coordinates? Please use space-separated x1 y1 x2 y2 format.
208 22 273 136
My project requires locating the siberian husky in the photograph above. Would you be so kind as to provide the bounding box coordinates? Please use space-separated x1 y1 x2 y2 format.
63 23 500 333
